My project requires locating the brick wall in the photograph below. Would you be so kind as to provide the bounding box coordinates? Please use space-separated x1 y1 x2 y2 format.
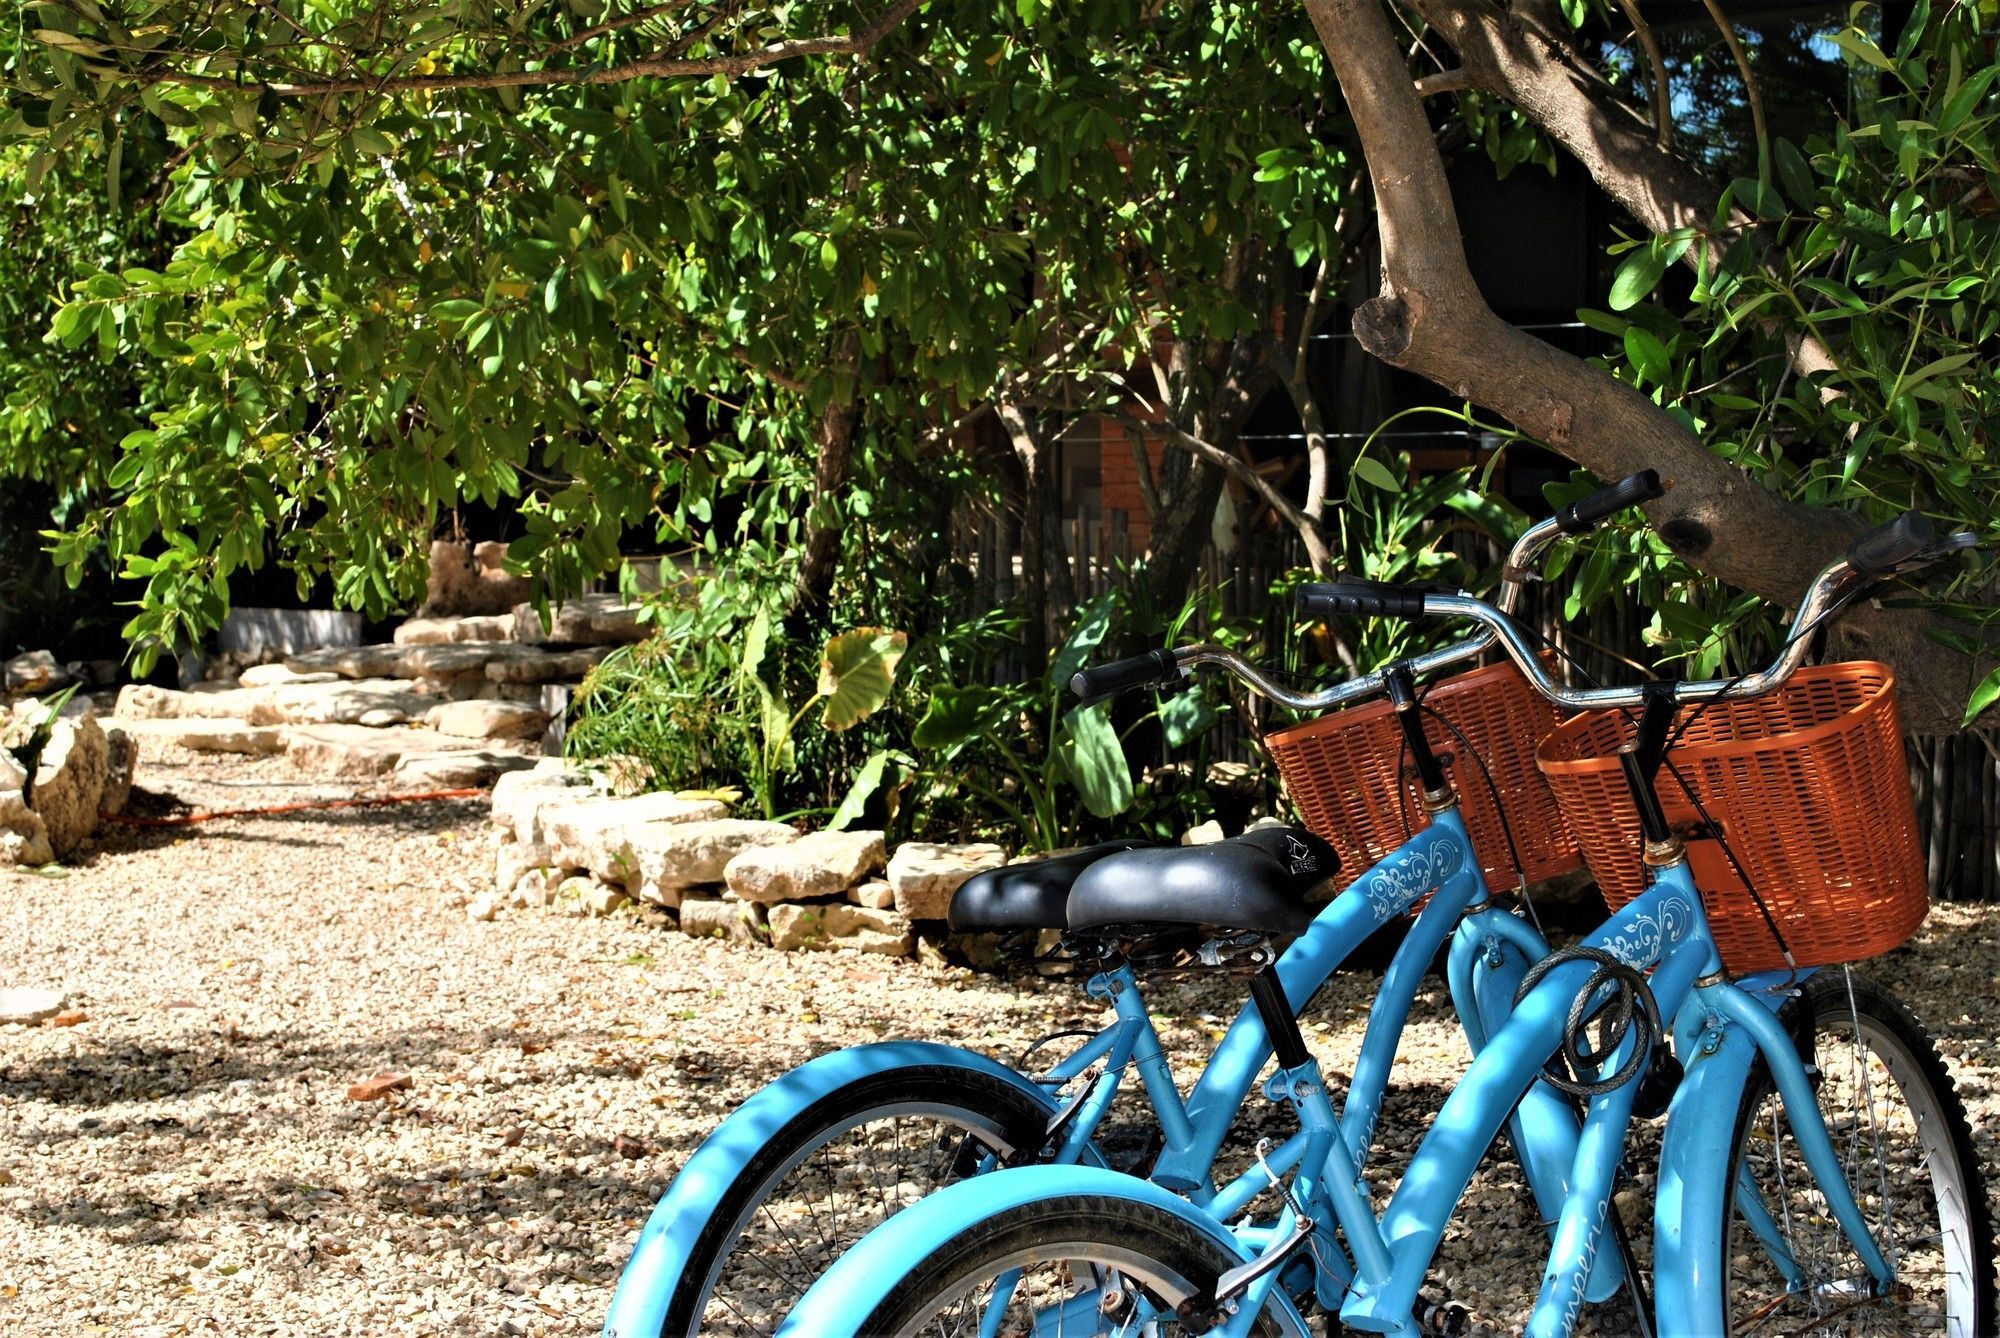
1094 416 1168 551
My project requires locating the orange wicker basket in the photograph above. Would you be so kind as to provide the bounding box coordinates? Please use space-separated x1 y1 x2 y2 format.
1267 660 1581 895
1536 661 1926 975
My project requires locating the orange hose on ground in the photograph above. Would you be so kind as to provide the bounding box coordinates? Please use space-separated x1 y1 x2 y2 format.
99 788 491 828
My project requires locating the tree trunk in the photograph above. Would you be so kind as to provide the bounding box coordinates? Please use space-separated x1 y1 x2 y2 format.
1298 0 1983 734
1144 301 1275 612
790 330 862 620
996 392 1072 669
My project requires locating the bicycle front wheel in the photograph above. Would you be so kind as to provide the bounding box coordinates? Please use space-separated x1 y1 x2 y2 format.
663 1064 1061 1337
859 1192 1298 1337
1722 969 1993 1336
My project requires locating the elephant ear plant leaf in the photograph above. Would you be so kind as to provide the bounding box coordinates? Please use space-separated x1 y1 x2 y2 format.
741 622 908 820
819 629 908 730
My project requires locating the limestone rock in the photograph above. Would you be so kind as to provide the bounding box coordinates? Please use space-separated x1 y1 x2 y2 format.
723 829 885 904
619 819 799 908
0 789 52 868
427 699 550 742
493 839 549 897
406 643 526 678
1181 820 1225 846
0 987 65 1025
117 718 287 755
485 646 612 684
466 894 500 922
238 664 340 688
0 751 22 791
394 615 516 646
770 903 912 956
581 882 630 916
538 791 731 871
489 762 596 843
284 644 420 680
263 679 437 726
115 684 192 721
509 867 563 909
885 842 1007 920
99 728 135 817
551 874 626 917
393 751 535 790
357 708 407 728
511 594 649 646
680 897 764 942
849 879 895 910
3 651 68 696
118 677 437 727
32 707 109 857
284 724 492 779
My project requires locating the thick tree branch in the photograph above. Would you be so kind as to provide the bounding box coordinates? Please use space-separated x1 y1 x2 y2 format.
1409 0 1839 382
1299 0 1982 732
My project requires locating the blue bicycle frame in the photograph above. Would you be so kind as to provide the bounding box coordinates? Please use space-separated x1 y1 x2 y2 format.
1032 807 1618 1308
604 803 1624 1337
779 855 1895 1337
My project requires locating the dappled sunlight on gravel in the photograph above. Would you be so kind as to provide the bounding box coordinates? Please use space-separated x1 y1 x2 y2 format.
2 751 1995 1335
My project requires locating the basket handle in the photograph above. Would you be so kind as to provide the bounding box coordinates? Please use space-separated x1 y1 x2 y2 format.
1556 469 1664 535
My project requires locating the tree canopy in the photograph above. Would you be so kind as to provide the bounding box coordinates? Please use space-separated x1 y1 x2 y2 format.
4 0 1998 731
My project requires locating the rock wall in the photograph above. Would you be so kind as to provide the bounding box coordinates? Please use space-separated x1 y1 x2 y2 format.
479 763 1010 961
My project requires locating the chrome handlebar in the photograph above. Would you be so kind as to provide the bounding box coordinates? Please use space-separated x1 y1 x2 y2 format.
1156 510 1574 713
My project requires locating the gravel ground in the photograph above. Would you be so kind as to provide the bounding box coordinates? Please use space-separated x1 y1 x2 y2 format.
3 747 1996 1336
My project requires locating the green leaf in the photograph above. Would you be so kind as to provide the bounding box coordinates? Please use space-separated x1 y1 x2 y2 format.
1050 590 1116 690
1350 456 1401 492
1623 327 1672 387
740 607 771 682
1158 689 1219 749
1773 138 1816 210
1730 176 1787 221
818 628 907 730
912 684 1011 750
757 681 796 773
1443 488 1528 543
348 126 395 158
819 237 839 273
828 749 909 830
1964 666 2000 727
1831 29 1897 73
1609 245 1669 311
1060 702 1133 818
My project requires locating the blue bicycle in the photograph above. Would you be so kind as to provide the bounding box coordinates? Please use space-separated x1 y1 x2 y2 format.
603 474 1674 1337
775 512 1992 1335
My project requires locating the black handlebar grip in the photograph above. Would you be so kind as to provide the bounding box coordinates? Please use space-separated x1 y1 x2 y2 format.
1296 578 1429 621
1556 469 1665 535
1069 647 1184 703
1846 510 1936 578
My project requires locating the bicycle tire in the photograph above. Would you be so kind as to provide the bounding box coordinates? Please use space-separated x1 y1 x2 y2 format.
1717 970 1993 1336
858 1191 1295 1336
661 1063 1059 1337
